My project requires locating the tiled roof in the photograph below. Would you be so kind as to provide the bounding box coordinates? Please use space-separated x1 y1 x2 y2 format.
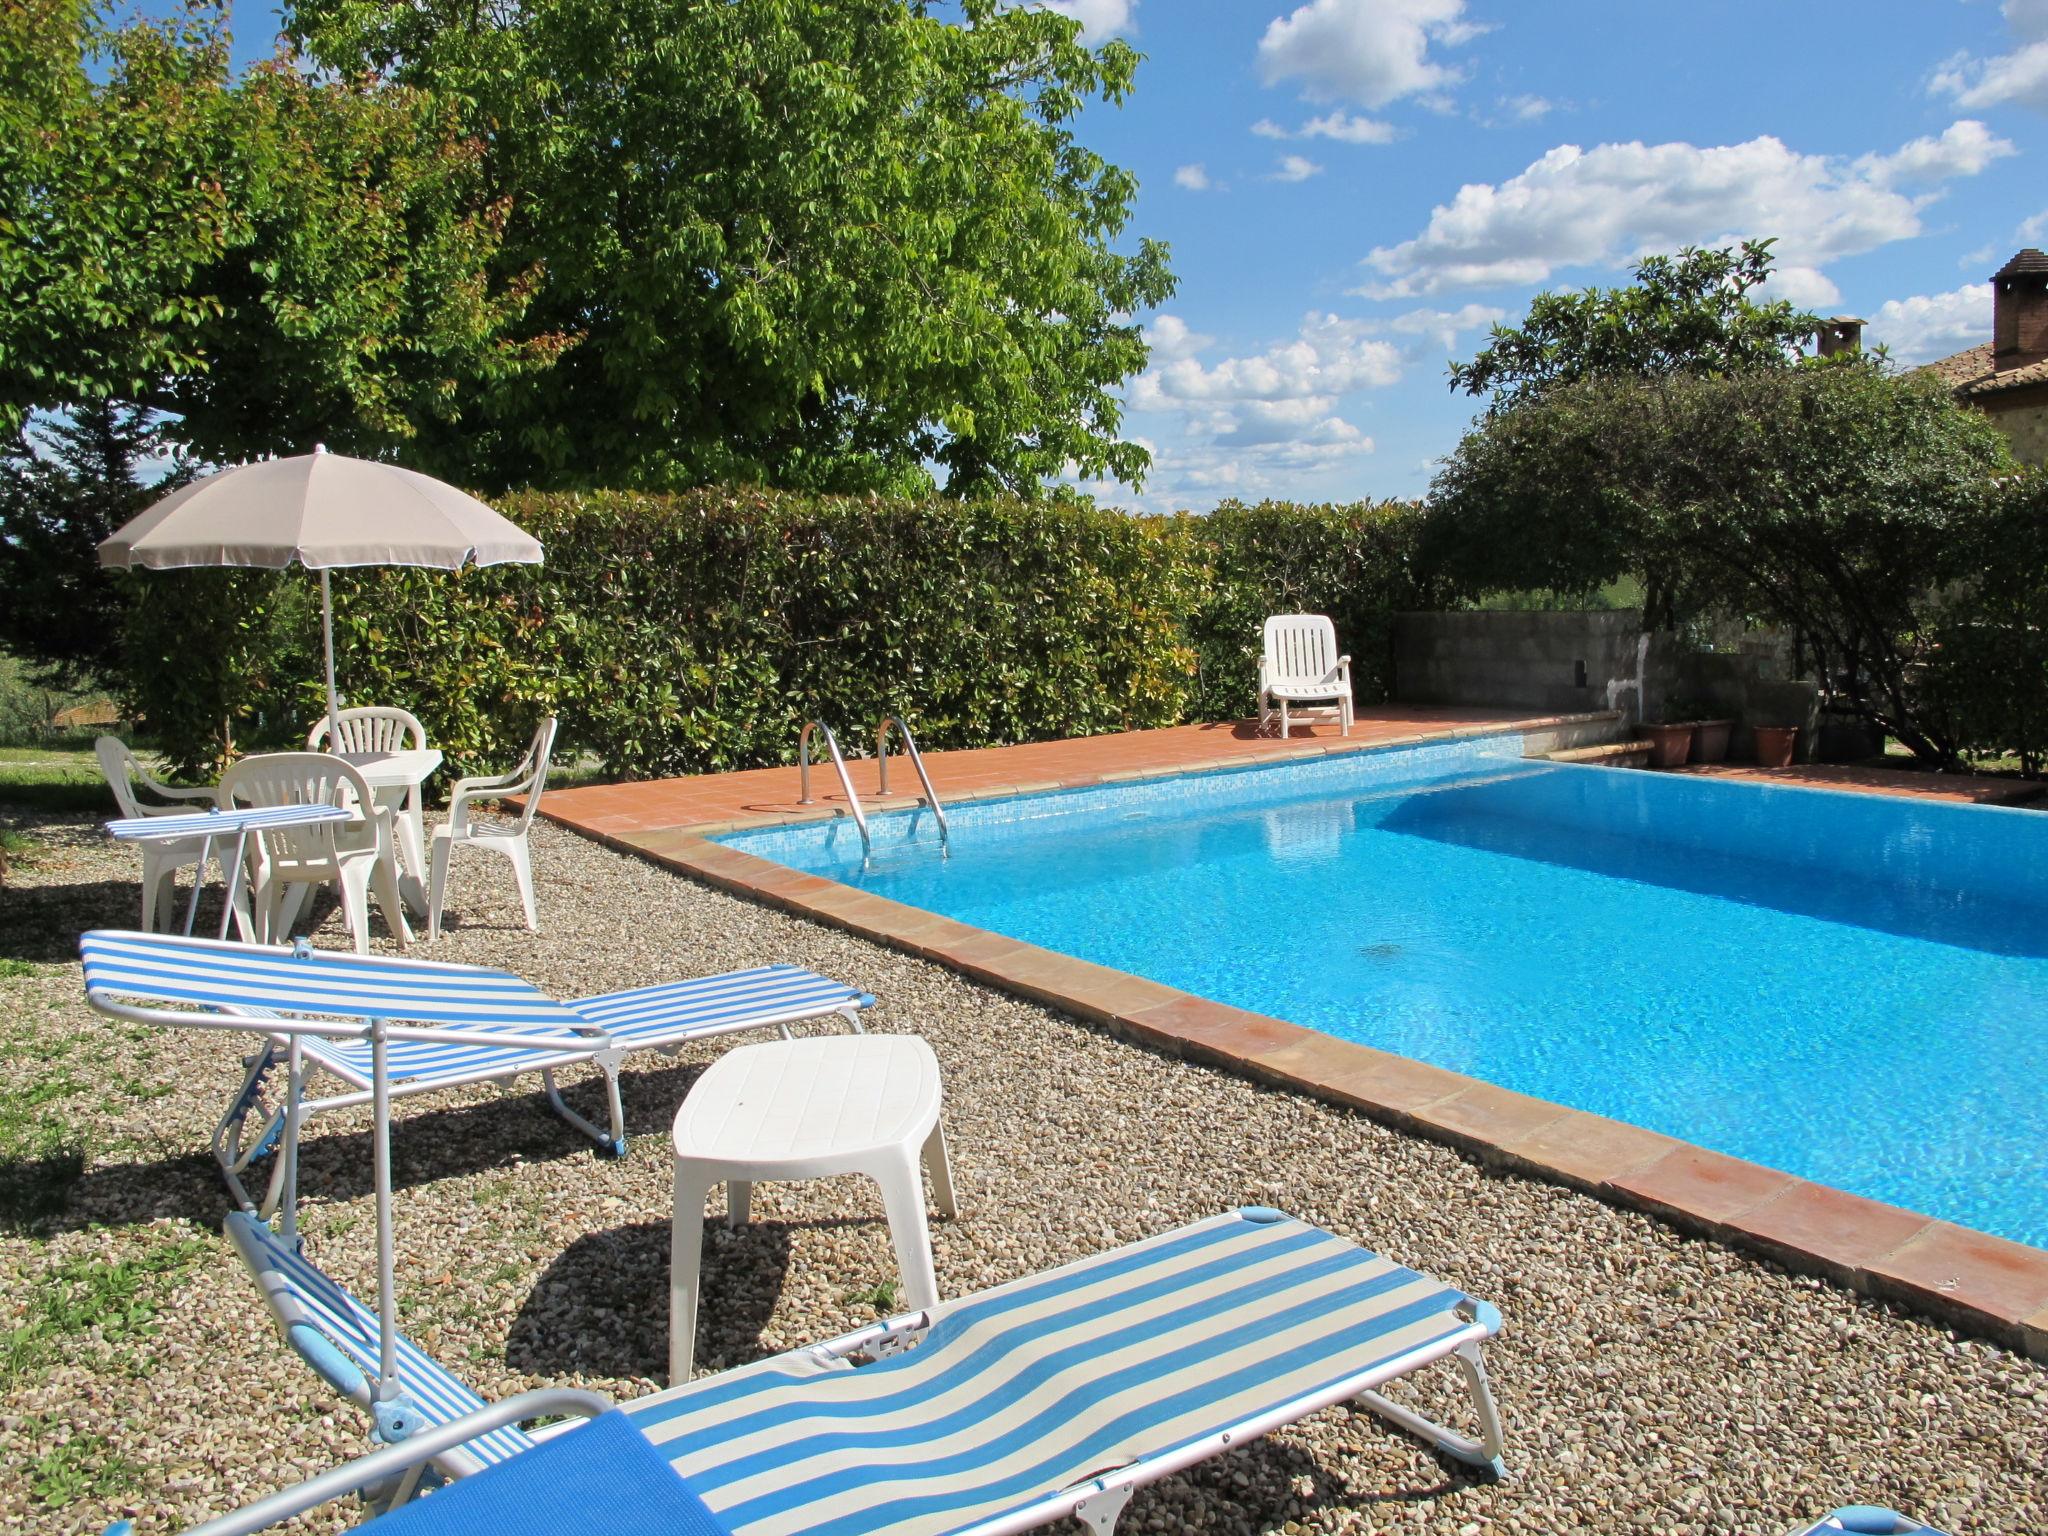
1919 341 2048 398
1993 247 2048 279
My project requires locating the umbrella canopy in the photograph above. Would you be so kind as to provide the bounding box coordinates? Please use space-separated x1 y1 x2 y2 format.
99 447 541 738
99 447 541 571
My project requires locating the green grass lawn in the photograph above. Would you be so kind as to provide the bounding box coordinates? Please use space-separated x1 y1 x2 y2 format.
0 747 115 815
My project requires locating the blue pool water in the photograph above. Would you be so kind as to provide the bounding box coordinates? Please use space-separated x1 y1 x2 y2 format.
722 738 2048 1246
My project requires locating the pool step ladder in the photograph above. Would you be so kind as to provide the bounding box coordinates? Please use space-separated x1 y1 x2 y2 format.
796 717 949 860
874 715 950 854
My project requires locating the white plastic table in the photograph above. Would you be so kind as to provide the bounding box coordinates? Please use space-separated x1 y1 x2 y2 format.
105 803 353 939
337 748 442 916
669 1034 957 1383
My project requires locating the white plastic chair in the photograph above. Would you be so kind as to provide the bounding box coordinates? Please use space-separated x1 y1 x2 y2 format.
306 706 429 756
95 736 253 936
309 706 430 862
1258 613 1353 737
219 752 410 954
428 718 557 941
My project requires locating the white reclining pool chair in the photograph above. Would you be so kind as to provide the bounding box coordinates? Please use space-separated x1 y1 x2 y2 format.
194 1206 1505 1536
1258 613 1353 738
78 929 873 1215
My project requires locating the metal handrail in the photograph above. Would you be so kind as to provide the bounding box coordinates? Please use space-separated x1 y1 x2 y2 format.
875 715 949 853
797 720 870 857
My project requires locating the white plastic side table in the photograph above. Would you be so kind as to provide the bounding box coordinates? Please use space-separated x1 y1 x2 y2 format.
668 1034 957 1383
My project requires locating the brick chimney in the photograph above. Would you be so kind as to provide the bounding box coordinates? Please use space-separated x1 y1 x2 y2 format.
1814 316 1865 357
1993 248 2048 364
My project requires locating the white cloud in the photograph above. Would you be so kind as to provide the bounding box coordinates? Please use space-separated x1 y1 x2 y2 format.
1386 303 1507 351
2020 209 2048 243
1755 264 1842 309
1271 154 1324 183
1855 120 2015 185
1362 122 2015 298
1502 93 1554 121
1256 0 1481 109
1131 312 1401 479
1033 0 1136 45
1144 314 1213 360
1173 163 1211 191
1932 0 2048 111
1869 284 1993 364
1254 109 1398 144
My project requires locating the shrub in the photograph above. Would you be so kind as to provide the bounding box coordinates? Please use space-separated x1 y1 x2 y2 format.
1919 470 2048 774
121 490 1432 782
1425 365 2014 763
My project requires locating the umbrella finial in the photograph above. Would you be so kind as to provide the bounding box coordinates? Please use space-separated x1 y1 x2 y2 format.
313 442 328 455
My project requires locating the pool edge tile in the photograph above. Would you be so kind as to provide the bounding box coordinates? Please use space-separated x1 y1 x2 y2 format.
1724 1181 1940 1288
1113 994 1315 1068
1607 1145 1799 1229
1244 1035 1470 1121
1496 1110 1679 1189
1861 1223 2048 1347
1408 1082 1575 1149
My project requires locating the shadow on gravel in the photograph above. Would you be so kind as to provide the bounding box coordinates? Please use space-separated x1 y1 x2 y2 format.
60 1058 708 1230
1180 1429 1468 1524
0 879 151 961
508 1217 797 1381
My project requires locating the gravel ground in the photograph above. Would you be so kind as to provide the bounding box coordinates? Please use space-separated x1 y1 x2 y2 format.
1 807 2043 1536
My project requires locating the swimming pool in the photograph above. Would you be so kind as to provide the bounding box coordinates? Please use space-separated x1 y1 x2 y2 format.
721 738 2048 1247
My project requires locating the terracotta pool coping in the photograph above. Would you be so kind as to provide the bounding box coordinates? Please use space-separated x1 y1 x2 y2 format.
544 722 2048 1363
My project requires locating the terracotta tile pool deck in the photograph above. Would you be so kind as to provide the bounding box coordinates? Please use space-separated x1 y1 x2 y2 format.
540 711 2048 1362
1668 761 2048 805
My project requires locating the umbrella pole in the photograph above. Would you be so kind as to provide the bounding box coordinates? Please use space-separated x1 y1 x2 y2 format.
371 1018 400 1401
320 569 342 743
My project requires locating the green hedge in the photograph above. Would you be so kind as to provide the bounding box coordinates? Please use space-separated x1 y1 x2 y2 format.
119 491 1432 781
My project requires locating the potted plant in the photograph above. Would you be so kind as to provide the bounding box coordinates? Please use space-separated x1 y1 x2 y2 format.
1644 704 1696 769
1690 714 1736 764
1752 723 1800 768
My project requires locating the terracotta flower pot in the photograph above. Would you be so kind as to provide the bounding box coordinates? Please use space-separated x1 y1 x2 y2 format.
1691 719 1735 764
1645 722 1694 768
1753 725 1799 768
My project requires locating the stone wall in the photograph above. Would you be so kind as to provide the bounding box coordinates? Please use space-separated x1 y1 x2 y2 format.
1392 610 1648 718
1393 611 1824 760
1982 386 2048 465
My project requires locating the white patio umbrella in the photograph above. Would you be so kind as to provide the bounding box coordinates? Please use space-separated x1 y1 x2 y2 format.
99 445 543 743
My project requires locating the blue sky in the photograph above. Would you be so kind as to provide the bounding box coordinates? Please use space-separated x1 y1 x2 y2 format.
210 1 2048 508
1039 0 2048 510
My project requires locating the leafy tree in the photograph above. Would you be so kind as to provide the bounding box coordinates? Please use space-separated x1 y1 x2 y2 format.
0 403 192 686
1426 365 2013 763
1 0 541 453
1448 241 1822 409
285 0 1175 495
0 1 542 681
0 1 230 434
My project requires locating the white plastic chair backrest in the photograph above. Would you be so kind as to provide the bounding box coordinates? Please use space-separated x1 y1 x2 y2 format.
506 717 559 834
95 736 149 819
218 752 374 864
1263 614 1340 685
307 707 427 755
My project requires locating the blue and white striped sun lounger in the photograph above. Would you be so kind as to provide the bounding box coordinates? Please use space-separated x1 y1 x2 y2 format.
205 1207 1506 1536
226 1212 536 1478
80 929 874 1213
